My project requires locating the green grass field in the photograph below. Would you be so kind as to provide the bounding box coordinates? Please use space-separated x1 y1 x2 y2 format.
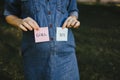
0 3 120 80
76 3 120 80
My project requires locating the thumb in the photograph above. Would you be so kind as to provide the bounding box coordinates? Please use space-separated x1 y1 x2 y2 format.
62 20 67 29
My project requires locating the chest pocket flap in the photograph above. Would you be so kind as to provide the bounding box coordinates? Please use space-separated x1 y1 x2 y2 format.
57 0 67 14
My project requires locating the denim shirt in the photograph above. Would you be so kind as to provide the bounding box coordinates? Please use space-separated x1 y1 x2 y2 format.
4 0 80 80
4 0 79 51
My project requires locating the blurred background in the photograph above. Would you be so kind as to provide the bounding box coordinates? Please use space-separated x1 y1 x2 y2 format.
0 0 120 80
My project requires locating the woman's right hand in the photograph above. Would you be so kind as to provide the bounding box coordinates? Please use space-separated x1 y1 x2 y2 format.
17 17 39 31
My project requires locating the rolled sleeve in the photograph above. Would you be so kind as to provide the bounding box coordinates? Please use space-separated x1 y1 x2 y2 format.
4 0 21 17
67 0 79 18
69 11 78 18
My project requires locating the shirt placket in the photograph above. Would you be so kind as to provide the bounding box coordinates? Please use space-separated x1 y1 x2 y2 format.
47 0 57 79
47 0 56 54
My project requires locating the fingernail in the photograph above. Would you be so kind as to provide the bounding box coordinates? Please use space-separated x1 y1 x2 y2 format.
36 28 39 30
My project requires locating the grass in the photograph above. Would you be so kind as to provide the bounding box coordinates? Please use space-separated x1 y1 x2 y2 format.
75 3 120 80
0 3 120 80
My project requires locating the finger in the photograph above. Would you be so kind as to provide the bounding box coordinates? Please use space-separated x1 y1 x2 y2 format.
24 17 39 30
66 17 73 28
62 17 72 28
62 20 68 29
27 21 37 30
74 21 80 28
70 20 77 27
19 24 28 31
27 17 39 30
22 22 33 31
66 20 72 28
33 21 40 28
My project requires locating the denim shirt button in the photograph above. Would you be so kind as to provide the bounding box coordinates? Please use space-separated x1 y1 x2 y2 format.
50 37 53 41
49 24 52 28
48 11 51 15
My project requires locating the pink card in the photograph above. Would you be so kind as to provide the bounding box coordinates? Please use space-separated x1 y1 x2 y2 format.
34 27 50 43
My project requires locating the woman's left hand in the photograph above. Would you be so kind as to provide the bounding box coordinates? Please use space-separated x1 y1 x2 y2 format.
62 16 80 29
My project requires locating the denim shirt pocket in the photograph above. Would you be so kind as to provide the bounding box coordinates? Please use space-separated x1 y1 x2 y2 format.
20 0 36 16
32 0 43 13
20 0 29 14
57 0 67 14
